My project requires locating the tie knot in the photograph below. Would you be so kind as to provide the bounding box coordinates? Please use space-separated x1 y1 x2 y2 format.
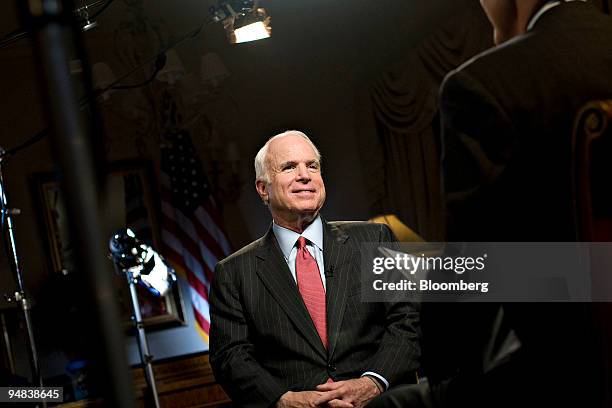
297 236 307 249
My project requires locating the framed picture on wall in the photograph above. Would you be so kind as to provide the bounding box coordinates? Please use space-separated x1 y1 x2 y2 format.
31 160 185 329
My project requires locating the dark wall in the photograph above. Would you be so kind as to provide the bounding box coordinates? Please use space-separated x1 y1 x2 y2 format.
0 0 472 377
1 0 610 382
0 0 469 294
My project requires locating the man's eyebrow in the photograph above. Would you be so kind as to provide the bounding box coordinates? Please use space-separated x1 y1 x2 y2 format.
279 160 297 168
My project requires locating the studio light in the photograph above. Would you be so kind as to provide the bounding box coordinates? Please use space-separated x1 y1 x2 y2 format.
92 62 116 101
108 228 176 297
233 8 271 44
201 52 230 87
77 5 98 32
108 228 177 408
157 50 185 85
210 0 271 44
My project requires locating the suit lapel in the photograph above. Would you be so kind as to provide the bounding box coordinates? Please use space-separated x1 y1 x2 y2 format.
254 226 327 359
323 221 353 359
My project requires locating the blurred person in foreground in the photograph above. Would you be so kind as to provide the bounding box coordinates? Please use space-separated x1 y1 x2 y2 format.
371 1 612 407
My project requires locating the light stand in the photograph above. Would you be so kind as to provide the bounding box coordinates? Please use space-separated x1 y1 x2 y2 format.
109 228 177 408
125 269 160 408
0 149 44 396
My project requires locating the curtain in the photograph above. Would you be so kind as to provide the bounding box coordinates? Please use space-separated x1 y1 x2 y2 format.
365 5 492 241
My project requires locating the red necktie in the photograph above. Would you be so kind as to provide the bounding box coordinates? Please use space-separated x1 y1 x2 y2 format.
296 236 328 349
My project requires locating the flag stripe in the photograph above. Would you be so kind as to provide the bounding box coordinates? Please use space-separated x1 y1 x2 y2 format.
196 205 232 255
162 201 225 270
195 321 210 344
162 189 227 259
161 230 211 293
201 197 226 234
161 218 214 285
162 233 210 304
190 286 210 319
159 133 231 343
193 306 211 334
185 264 210 302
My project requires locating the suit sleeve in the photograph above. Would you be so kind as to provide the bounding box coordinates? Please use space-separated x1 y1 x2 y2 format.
366 224 421 386
439 69 519 239
440 69 517 197
209 261 285 408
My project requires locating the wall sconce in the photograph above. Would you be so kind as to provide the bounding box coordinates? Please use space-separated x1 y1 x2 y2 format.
210 139 243 204
157 49 185 85
92 51 243 202
201 52 230 88
92 62 117 101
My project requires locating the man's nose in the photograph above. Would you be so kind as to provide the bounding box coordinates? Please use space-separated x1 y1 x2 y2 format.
296 164 311 181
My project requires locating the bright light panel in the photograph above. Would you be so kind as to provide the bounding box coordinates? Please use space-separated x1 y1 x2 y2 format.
234 21 270 43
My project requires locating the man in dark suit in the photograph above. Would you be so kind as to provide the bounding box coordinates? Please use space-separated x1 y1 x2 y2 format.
371 1 612 407
433 1 612 406
442 0 612 241
209 131 420 408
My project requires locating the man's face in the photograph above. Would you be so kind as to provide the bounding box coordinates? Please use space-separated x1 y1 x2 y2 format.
480 0 516 45
256 134 326 227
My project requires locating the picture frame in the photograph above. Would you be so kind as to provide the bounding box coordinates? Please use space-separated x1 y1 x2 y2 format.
31 160 185 329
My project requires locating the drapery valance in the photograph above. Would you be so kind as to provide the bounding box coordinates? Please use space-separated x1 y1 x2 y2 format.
366 5 492 241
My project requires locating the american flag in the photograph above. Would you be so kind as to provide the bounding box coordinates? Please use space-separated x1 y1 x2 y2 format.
160 130 231 342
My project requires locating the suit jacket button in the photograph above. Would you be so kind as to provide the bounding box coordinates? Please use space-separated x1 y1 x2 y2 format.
327 364 336 372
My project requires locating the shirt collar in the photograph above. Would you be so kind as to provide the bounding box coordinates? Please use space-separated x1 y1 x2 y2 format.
273 215 323 260
527 0 587 31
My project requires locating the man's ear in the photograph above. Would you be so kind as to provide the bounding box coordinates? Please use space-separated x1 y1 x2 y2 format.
255 179 269 204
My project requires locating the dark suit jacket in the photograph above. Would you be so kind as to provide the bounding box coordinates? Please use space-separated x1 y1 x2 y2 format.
440 1 612 242
425 2 612 407
209 220 420 408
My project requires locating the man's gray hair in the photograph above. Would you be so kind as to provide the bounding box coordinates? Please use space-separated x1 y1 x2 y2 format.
254 130 321 184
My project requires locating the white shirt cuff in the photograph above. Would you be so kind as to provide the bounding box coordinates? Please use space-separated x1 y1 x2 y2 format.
361 372 389 390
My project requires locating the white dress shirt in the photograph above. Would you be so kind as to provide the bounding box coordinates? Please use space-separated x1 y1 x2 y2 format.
273 215 326 289
272 215 390 390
